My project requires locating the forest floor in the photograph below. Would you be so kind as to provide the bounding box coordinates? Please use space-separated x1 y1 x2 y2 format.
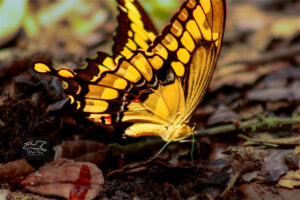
0 0 300 199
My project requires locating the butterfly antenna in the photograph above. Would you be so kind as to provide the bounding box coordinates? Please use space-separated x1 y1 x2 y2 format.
191 130 195 162
149 141 171 162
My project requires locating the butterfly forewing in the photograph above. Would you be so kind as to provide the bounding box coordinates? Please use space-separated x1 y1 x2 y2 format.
112 0 158 62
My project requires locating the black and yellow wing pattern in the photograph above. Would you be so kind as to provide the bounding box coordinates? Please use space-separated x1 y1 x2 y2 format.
112 0 158 61
34 0 226 141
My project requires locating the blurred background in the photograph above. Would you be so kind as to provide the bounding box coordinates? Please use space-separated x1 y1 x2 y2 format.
0 0 299 67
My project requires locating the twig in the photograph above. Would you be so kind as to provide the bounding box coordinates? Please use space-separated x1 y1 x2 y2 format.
221 44 300 66
108 117 300 159
195 116 300 137
220 171 241 197
238 134 300 147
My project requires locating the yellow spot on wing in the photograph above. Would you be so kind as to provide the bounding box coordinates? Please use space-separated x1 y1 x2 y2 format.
125 0 141 18
121 46 134 59
58 69 74 78
98 65 110 73
113 78 127 89
101 88 119 99
213 32 220 47
128 30 133 37
148 32 156 41
76 85 81 95
83 99 108 113
97 74 127 89
111 76 127 89
86 85 119 100
200 0 211 14
171 61 185 77
134 33 149 50
34 63 51 73
171 20 183 37
162 34 178 51
186 20 201 39
152 43 168 59
178 8 188 21
76 101 81 110
181 31 195 53
117 61 141 83
194 6 212 41
131 23 148 41
126 39 137 50
148 55 164 70
131 53 153 81
213 32 219 41
126 65 141 82
128 12 143 27
103 57 115 70
68 95 75 104
187 0 196 8
177 48 190 64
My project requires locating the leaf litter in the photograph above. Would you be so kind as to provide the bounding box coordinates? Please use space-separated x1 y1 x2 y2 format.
0 0 300 199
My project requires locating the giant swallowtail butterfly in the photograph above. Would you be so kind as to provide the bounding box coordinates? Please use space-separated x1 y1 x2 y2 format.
34 0 226 141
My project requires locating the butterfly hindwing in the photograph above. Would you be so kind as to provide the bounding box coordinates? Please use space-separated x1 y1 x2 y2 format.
145 0 226 122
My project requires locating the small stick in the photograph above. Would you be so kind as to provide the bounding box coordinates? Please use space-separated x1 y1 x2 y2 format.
195 116 300 137
220 171 241 197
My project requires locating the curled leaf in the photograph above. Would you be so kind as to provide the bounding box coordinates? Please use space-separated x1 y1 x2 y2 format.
21 158 104 200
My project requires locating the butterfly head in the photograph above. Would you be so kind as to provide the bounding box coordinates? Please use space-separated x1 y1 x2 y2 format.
161 123 194 142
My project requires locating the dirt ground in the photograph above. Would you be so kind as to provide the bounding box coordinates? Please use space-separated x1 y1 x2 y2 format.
0 0 300 199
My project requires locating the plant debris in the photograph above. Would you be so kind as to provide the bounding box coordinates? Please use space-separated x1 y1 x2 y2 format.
0 0 300 199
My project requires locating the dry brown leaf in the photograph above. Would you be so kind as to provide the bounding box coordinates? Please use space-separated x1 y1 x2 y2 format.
263 67 300 84
54 140 108 166
262 150 289 182
247 87 300 102
211 62 288 91
231 147 268 174
9 191 55 200
278 170 300 189
242 171 259 182
0 159 35 183
266 101 290 111
207 105 238 126
21 158 104 200
294 146 300 155
238 182 300 200
239 104 264 119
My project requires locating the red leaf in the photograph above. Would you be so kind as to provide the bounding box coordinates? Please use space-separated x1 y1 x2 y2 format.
21 158 104 200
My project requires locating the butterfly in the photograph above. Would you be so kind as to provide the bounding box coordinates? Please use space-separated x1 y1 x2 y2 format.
33 0 226 141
